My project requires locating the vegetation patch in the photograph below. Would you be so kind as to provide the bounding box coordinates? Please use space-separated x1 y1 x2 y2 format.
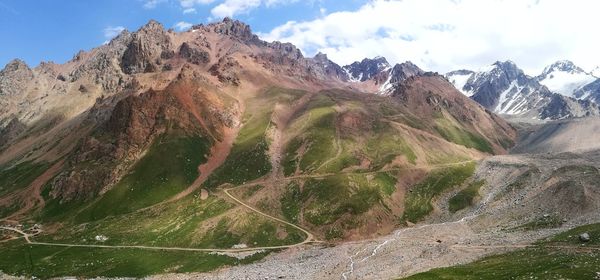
549 222 600 245
204 87 304 188
402 162 476 223
76 134 210 221
404 223 600 280
240 184 264 199
0 161 50 196
365 120 416 168
515 215 563 231
0 240 265 279
434 118 493 153
302 174 382 225
448 180 485 213
280 182 302 223
402 247 600 280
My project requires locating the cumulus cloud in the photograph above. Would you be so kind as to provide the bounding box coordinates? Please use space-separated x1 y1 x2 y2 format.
209 0 299 18
259 0 600 75
211 0 261 18
174 21 193 31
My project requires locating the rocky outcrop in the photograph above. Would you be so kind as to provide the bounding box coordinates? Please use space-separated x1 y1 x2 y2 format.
0 59 34 97
210 17 260 44
310 52 348 81
179 42 210 65
0 117 26 148
121 20 172 74
209 57 241 86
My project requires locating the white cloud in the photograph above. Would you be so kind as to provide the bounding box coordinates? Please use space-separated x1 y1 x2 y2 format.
180 0 215 8
103 26 125 39
143 0 167 9
174 21 193 31
209 0 299 18
259 0 600 75
183 8 197 14
265 0 300 8
211 0 261 18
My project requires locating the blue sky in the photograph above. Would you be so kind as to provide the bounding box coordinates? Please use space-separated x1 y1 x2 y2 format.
1 0 598 74
0 0 366 68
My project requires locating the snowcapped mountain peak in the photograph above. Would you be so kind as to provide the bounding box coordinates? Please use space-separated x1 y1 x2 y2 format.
537 60 596 97
541 60 586 77
343 56 391 82
591 66 600 78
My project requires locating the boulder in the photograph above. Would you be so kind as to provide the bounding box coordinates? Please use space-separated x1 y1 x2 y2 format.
579 232 591 242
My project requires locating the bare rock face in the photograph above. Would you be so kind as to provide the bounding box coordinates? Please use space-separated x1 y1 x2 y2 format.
69 30 133 94
0 60 34 122
210 17 260 44
388 62 425 84
0 59 34 97
209 57 241 86
262 41 304 65
121 20 172 74
311 52 348 81
0 117 26 148
179 42 210 65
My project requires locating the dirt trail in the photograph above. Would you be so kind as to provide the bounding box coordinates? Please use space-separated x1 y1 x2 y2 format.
2 160 64 220
223 183 319 244
0 180 322 253
169 125 239 202
268 92 315 179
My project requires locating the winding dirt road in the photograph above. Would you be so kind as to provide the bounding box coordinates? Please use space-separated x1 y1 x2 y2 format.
0 181 321 253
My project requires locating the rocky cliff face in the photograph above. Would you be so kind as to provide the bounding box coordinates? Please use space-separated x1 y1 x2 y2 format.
0 117 26 149
0 59 34 97
121 20 172 74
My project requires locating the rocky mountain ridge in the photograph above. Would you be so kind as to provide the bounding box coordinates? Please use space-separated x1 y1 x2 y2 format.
447 60 600 120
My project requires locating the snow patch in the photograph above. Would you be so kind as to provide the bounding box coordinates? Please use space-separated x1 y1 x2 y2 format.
539 70 596 98
447 73 473 96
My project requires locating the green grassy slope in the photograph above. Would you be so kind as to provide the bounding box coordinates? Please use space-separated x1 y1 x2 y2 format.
0 240 266 279
74 133 210 221
203 87 305 188
402 162 476 223
0 161 50 197
448 180 484 213
403 223 600 280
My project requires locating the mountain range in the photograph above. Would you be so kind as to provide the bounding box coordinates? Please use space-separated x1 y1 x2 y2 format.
1 18 599 279
447 60 600 120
